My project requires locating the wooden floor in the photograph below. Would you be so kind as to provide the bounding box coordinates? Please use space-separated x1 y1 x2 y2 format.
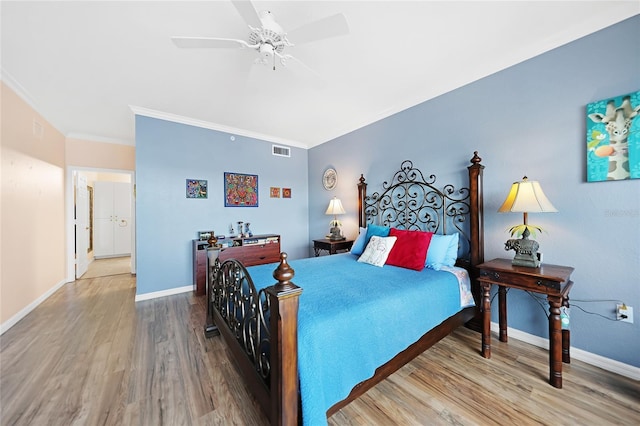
80 256 131 279
1 268 638 425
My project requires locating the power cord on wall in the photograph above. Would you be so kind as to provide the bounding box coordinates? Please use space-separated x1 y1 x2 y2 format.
525 293 626 322
486 288 626 322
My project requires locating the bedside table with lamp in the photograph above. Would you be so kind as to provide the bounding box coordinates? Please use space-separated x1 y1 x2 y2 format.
314 196 353 255
478 176 575 389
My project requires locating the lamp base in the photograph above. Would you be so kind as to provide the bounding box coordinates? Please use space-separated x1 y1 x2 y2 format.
328 226 343 241
504 236 540 268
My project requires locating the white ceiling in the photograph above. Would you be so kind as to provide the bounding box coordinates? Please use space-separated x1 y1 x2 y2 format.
2 1 638 149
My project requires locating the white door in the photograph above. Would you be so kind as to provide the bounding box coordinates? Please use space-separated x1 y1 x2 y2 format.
113 182 132 255
93 181 132 258
94 181 115 258
75 174 90 278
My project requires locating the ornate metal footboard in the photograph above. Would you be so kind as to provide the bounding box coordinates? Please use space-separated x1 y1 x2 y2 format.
205 253 302 425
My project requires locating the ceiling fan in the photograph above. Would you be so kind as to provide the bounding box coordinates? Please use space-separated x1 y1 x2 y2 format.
171 0 349 71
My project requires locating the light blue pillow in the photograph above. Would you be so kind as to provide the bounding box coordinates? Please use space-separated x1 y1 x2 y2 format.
365 224 390 247
350 227 367 255
425 233 459 271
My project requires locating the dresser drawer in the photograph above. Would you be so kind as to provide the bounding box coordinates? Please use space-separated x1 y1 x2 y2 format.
478 268 561 291
219 242 280 267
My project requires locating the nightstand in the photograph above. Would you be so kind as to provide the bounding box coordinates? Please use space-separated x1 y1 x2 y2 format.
476 258 574 388
313 239 354 256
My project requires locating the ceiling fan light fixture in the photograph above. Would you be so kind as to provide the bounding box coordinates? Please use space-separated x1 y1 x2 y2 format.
259 43 274 58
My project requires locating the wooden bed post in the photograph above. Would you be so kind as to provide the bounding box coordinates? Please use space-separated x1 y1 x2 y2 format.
357 174 367 228
265 253 302 426
468 151 484 267
467 151 485 332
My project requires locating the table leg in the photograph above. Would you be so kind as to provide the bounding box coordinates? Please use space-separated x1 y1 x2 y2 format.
314 247 320 257
498 286 508 342
548 295 563 388
481 282 492 358
562 294 571 364
562 329 570 364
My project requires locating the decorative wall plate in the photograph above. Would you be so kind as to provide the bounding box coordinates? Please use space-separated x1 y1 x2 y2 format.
322 168 337 190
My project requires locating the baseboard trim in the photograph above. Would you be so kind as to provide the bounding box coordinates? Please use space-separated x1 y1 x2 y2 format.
490 322 639 381
1 279 68 335
134 285 194 302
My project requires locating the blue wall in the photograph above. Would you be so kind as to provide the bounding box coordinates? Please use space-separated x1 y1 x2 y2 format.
309 16 640 367
135 117 309 295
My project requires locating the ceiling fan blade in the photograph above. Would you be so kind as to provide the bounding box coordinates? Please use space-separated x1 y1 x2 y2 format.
171 37 247 49
286 55 326 89
231 0 262 29
287 13 349 45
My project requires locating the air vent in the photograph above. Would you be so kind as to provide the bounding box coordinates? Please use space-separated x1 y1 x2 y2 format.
272 144 291 157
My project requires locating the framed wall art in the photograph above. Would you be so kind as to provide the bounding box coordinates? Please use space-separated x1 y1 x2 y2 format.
270 187 281 198
586 90 640 182
224 172 259 207
186 179 207 198
283 188 291 198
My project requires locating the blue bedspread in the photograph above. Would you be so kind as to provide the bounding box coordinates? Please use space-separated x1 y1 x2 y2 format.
247 253 472 426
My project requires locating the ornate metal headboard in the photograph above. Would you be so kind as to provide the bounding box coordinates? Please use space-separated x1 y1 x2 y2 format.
357 153 484 265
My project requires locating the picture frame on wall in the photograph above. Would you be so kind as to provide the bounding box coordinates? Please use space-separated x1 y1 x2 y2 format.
224 172 259 207
186 179 207 198
586 90 640 182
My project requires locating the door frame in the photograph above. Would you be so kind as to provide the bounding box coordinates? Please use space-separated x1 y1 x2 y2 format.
75 173 90 278
65 166 136 282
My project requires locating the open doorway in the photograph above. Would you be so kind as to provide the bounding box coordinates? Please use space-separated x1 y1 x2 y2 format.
66 167 136 282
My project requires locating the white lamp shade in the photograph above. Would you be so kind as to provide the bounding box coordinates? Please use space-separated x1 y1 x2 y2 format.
498 177 557 213
325 197 346 215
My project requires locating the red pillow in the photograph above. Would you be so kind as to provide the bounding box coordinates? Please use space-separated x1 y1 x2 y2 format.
385 228 433 271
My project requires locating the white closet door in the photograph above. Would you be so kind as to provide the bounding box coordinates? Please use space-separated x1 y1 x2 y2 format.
94 181 114 220
113 182 131 255
94 217 114 257
93 181 132 257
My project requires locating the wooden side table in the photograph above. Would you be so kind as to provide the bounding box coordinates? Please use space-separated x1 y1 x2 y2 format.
476 258 574 388
313 239 354 256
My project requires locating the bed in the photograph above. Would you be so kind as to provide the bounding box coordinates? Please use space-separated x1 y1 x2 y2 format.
204 152 485 425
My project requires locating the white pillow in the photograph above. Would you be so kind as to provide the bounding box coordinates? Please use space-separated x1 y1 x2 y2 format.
357 235 398 267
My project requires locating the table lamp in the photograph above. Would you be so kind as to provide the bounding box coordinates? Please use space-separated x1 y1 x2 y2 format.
325 197 346 240
498 176 557 267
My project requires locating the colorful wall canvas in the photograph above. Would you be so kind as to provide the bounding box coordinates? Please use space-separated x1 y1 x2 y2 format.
586 90 640 181
224 172 259 207
186 179 207 198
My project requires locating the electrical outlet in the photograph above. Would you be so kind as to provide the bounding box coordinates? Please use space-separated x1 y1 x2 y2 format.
616 304 634 324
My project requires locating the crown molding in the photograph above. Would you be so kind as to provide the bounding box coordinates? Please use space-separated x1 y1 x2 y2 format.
66 133 134 146
129 105 307 150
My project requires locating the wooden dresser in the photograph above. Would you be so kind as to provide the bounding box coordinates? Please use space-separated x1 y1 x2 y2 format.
193 240 209 295
217 234 281 266
193 234 280 296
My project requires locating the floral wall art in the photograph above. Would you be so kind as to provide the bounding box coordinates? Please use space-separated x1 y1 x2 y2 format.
186 179 207 198
224 172 259 207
